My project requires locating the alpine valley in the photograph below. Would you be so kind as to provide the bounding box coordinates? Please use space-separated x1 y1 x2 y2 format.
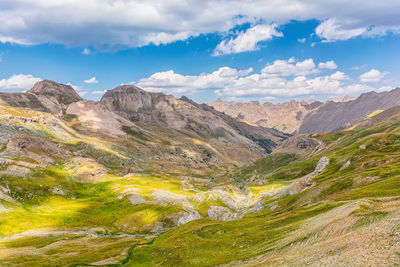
0 80 400 266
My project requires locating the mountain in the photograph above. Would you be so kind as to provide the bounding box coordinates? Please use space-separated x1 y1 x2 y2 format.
299 88 400 133
0 80 81 113
209 99 324 134
210 89 400 134
98 85 287 152
0 81 288 176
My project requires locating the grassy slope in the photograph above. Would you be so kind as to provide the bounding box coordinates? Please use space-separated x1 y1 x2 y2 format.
126 116 400 266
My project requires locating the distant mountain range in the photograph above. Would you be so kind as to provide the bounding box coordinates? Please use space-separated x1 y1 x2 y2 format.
209 88 400 134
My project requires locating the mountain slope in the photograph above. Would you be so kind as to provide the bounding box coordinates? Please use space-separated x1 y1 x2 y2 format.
0 81 288 175
299 88 400 133
0 80 81 114
98 85 287 154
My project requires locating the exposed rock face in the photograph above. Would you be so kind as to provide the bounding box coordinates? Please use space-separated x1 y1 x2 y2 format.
276 156 330 196
209 99 324 134
274 135 324 156
315 156 330 173
207 205 238 221
28 80 81 106
299 88 400 133
0 80 81 113
175 209 202 225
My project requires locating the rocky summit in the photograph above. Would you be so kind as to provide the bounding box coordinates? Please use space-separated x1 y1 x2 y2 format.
0 81 400 266
0 80 82 114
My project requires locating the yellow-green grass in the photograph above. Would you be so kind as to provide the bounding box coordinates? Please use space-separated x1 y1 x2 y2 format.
249 183 287 196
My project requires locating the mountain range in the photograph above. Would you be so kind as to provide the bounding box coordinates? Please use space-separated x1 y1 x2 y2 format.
210 89 400 134
1 81 400 266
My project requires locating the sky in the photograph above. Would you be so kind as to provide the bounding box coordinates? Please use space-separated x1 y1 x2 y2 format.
0 0 400 103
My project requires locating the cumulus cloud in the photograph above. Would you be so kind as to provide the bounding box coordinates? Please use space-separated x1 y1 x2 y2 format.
0 74 41 90
329 71 349 80
136 67 253 94
1 1 399 50
213 24 283 56
84 77 99 84
316 19 366 42
140 31 199 46
133 58 389 99
262 58 319 77
318 60 337 69
359 69 387 83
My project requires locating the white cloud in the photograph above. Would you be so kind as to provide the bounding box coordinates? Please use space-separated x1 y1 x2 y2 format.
140 31 198 46
318 60 337 69
329 71 349 80
359 69 387 83
316 18 366 42
213 24 283 56
78 91 88 97
0 1 399 50
261 58 318 77
92 90 107 95
315 18 400 42
0 74 41 90
82 48 91 55
136 66 253 94
84 77 98 84
134 58 390 100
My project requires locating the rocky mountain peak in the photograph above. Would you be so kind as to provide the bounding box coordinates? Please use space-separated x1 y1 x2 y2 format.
28 80 81 105
0 80 81 113
100 85 174 115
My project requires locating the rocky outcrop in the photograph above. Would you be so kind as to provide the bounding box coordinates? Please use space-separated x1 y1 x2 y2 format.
276 156 330 197
207 205 238 221
275 135 324 156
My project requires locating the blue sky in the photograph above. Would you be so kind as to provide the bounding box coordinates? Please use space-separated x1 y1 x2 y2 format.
0 1 399 103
